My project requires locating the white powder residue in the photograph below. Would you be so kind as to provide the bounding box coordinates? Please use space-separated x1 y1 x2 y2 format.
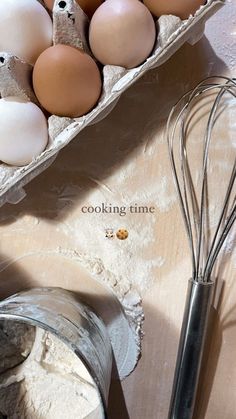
205 0 236 72
130 176 176 213
0 326 103 419
58 187 164 293
54 139 175 294
222 228 236 268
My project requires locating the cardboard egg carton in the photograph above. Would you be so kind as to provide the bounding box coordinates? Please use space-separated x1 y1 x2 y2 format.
0 0 224 206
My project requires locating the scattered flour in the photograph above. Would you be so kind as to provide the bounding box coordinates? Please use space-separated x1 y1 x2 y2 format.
55 157 172 294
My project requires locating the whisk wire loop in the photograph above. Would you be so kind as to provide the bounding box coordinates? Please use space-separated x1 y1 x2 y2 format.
167 76 236 283
167 76 236 419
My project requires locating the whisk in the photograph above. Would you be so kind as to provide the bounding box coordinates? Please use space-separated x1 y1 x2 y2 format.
166 76 236 419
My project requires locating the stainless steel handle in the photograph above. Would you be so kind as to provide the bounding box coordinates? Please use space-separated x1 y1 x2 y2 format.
168 279 215 419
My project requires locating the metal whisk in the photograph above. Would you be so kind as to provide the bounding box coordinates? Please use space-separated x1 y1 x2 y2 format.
166 76 236 419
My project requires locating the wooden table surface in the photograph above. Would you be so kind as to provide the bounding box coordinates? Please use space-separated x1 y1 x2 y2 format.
0 2 235 418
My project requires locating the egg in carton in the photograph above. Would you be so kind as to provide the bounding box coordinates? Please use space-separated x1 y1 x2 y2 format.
0 0 224 206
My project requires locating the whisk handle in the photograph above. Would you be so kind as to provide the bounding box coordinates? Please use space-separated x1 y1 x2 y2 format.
168 279 215 419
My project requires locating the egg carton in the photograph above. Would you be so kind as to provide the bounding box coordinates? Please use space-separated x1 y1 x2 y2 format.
0 0 224 206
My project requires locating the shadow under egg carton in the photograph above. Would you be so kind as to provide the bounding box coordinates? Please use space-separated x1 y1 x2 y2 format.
0 0 224 206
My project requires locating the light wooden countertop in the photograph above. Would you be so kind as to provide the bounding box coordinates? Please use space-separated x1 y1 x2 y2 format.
0 1 235 418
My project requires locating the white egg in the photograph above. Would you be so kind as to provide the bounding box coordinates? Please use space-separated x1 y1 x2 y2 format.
0 97 48 166
0 0 53 65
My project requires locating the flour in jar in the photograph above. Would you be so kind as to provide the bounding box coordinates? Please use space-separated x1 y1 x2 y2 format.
0 322 103 419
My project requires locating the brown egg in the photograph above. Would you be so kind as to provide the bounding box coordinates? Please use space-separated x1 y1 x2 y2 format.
143 0 205 20
43 0 54 10
89 0 156 69
77 0 103 19
32 44 102 118
43 0 102 17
